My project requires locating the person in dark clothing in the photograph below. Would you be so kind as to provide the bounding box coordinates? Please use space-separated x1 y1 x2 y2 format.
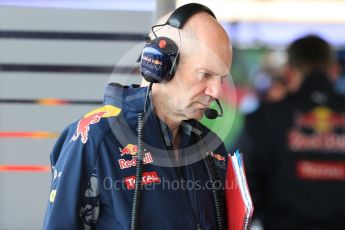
239 35 345 230
43 4 233 230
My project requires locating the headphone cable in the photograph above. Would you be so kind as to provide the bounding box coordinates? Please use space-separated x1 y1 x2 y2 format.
197 123 225 230
130 82 153 230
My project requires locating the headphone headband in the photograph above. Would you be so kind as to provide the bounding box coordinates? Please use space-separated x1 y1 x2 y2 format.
166 3 216 29
139 3 216 83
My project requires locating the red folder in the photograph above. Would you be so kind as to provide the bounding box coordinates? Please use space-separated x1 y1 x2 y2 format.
226 150 254 230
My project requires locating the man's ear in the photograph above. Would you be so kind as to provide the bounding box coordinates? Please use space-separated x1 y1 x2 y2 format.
283 65 302 93
328 62 340 83
282 65 293 88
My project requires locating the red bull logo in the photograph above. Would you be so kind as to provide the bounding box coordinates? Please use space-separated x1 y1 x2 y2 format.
141 56 162 65
71 111 105 144
296 106 345 133
71 105 121 144
119 144 138 156
214 154 226 161
289 106 345 152
118 152 153 169
208 151 226 161
152 59 162 65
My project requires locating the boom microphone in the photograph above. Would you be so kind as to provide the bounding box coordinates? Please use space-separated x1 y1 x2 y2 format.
205 99 223 119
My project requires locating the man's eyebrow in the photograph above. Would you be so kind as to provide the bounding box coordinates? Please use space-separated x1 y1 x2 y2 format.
197 68 229 77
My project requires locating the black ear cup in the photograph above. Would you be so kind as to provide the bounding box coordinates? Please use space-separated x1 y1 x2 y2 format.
139 3 215 83
140 37 179 83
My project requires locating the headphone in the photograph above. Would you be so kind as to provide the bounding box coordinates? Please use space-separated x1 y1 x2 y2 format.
138 3 216 83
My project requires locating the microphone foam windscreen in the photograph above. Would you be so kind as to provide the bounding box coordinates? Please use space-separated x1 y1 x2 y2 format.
205 109 218 119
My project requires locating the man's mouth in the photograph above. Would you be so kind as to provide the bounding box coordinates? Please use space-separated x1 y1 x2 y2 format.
196 102 210 109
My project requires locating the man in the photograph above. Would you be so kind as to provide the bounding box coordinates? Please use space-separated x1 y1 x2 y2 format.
240 35 345 229
44 3 232 230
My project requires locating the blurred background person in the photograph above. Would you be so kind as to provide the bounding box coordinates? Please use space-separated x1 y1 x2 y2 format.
238 34 345 230
255 50 288 105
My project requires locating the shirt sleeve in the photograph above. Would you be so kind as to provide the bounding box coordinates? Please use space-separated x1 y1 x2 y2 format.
43 125 100 230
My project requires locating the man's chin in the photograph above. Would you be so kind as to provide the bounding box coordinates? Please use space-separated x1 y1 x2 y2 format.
190 110 205 120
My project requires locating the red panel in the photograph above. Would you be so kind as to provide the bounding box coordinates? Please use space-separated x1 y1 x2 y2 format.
0 132 59 138
0 165 50 172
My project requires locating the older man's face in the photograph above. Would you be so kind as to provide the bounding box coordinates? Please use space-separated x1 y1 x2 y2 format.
165 40 232 120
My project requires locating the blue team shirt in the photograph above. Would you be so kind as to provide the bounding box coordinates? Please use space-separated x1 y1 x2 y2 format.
44 84 228 230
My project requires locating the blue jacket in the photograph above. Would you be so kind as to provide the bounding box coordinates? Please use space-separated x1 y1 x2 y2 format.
44 84 228 230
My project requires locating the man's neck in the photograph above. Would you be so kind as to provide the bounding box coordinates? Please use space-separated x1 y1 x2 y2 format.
152 93 182 161
151 86 181 147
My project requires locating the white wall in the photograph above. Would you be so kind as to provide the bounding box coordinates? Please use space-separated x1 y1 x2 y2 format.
0 5 153 230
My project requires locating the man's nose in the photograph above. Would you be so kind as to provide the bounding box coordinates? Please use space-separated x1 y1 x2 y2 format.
204 78 222 99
